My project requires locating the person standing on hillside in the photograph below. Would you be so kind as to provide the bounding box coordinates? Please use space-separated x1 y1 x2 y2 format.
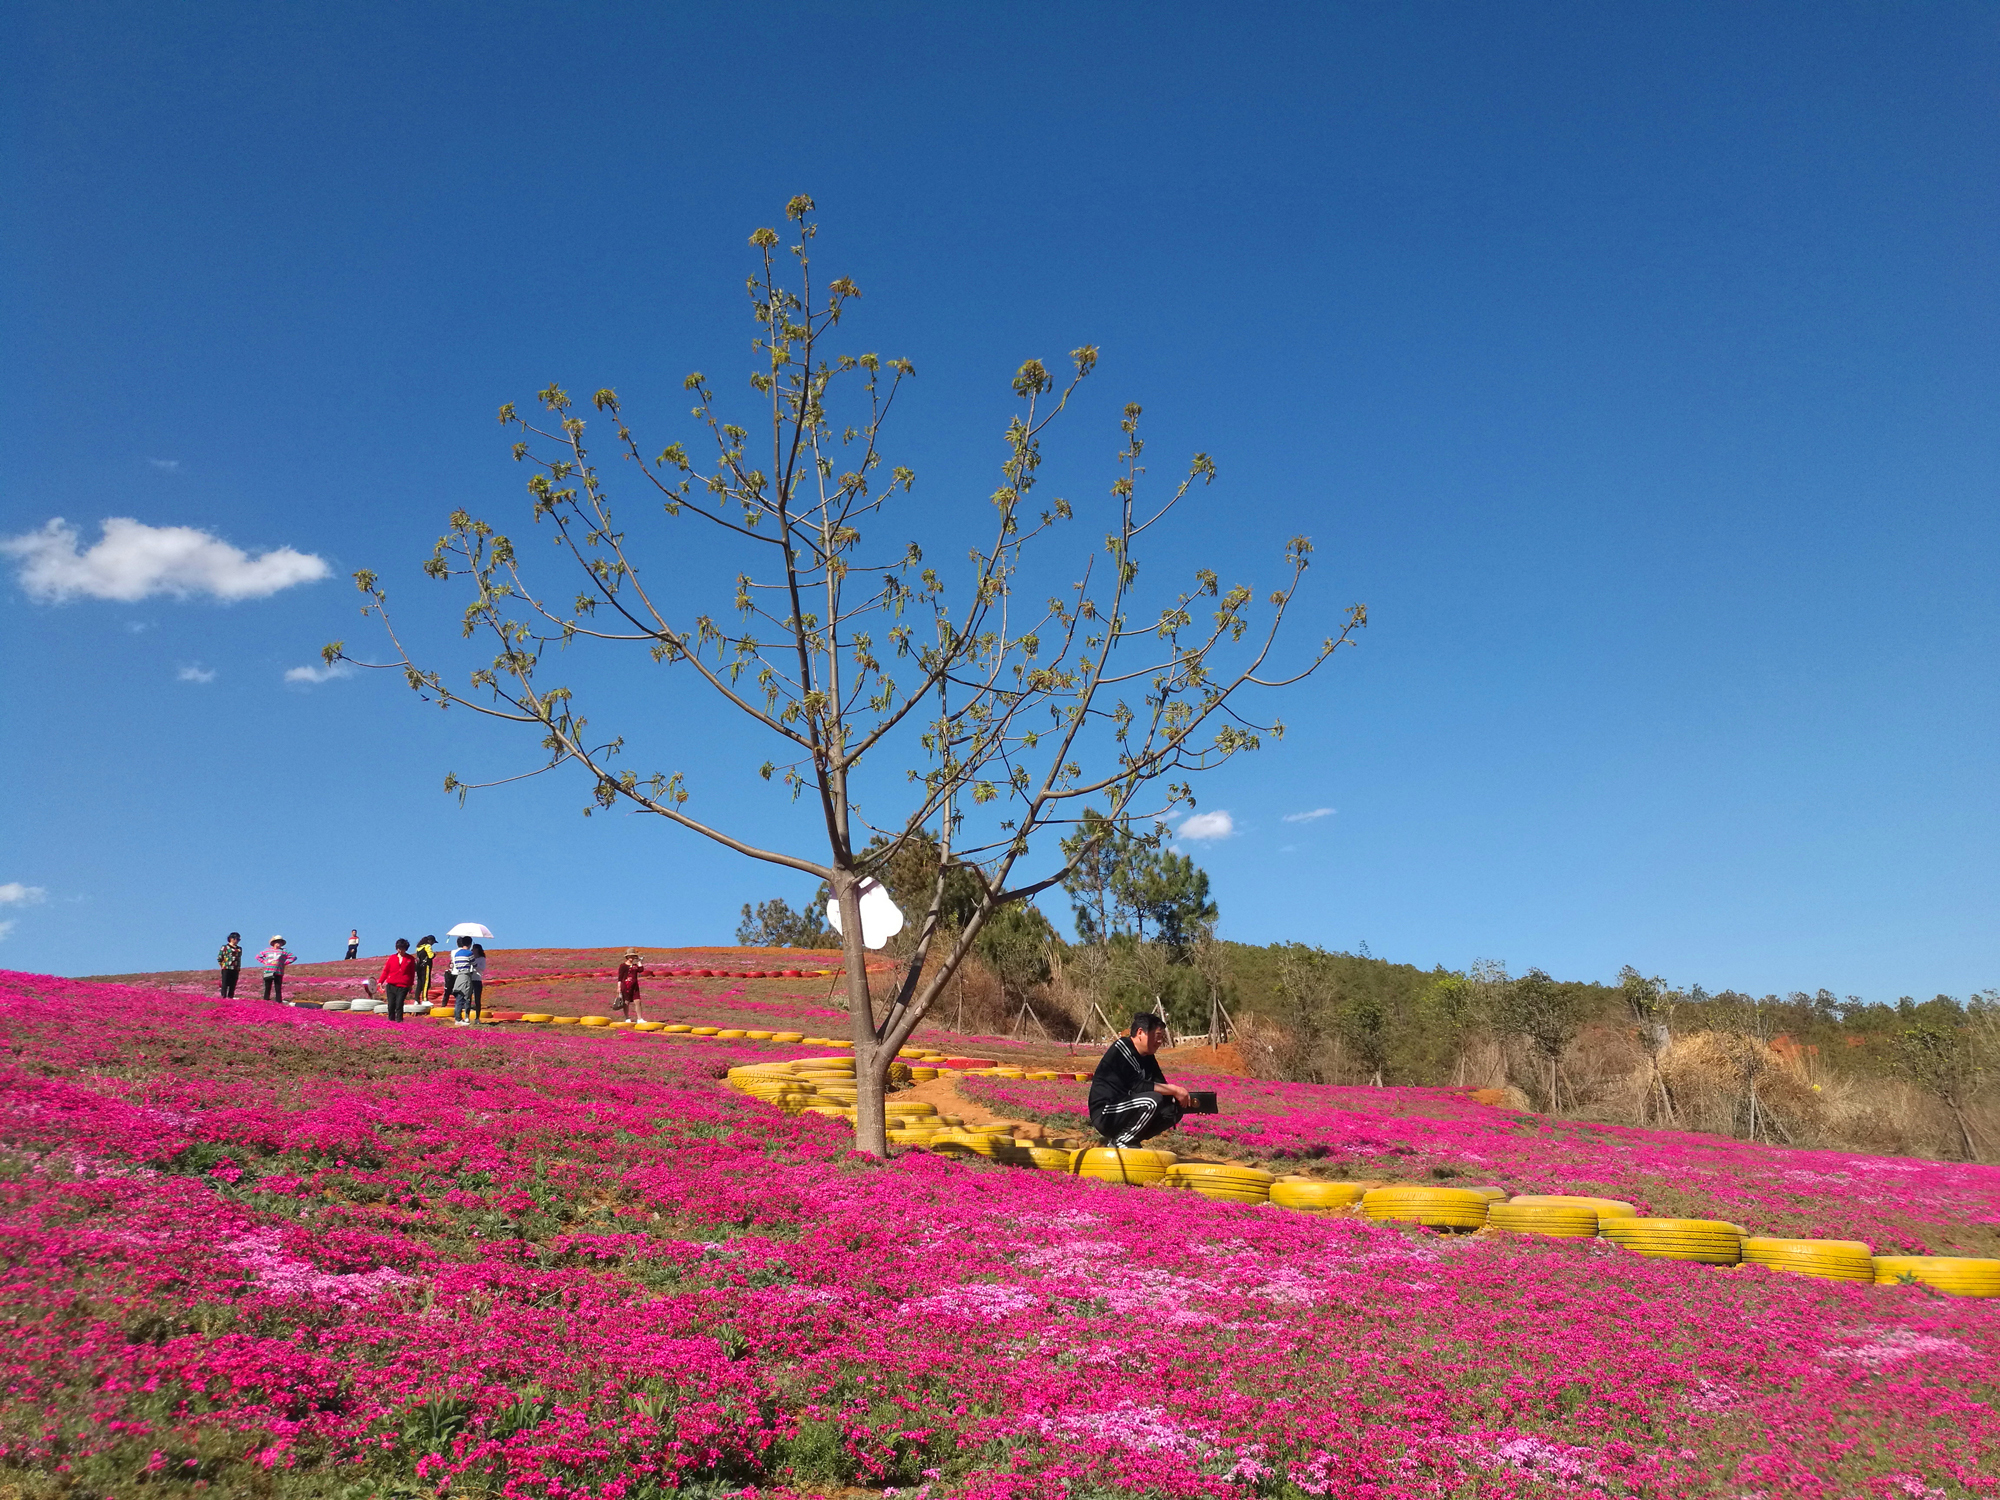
217 933 243 998
411 936 439 1012
345 928 360 960
1088 1013 1194 1147
449 935 479 1025
615 949 646 1023
378 939 416 1022
469 943 488 1017
257 936 295 1004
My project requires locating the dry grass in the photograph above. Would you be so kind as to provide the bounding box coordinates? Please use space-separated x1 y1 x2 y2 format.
1578 1029 1998 1161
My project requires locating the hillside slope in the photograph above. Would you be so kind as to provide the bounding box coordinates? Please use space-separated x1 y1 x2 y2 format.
2 966 1996 1499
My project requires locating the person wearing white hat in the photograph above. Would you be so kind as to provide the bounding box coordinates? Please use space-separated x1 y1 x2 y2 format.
257 936 295 1003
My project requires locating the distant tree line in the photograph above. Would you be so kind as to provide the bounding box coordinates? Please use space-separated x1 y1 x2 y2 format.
740 835 1998 1160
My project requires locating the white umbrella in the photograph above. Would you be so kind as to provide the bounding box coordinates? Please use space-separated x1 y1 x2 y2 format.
446 922 493 939
825 880 904 950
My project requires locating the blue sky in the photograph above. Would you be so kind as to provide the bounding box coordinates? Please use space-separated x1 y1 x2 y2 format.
2 3 1994 998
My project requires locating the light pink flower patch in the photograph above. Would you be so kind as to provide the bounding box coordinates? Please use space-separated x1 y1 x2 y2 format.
225 1230 413 1305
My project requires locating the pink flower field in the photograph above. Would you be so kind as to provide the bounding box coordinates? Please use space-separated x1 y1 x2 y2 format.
963 1073 2000 1256
3 970 1998 1500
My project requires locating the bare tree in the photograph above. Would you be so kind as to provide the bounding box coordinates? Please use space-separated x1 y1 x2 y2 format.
1495 968 1585 1112
1618 965 1678 1125
327 198 1360 1153
1893 1023 1983 1161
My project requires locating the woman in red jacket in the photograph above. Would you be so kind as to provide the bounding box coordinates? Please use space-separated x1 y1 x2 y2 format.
615 949 646 1023
379 939 417 1023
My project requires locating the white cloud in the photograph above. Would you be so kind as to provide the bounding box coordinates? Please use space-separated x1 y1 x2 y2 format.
284 662 353 685
177 664 217 684
1 517 330 603
1177 810 1235 841
0 884 47 907
149 458 181 471
1283 807 1336 823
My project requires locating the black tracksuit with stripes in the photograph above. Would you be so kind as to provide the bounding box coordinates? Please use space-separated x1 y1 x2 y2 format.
1088 1036 1185 1146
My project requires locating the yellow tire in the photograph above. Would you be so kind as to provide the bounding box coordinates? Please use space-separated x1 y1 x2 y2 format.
772 1031 804 1042
1166 1162 1274 1185
691 1026 719 1036
1742 1237 1875 1282
1071 1147 1176 1186
1508 1194 1637 1218
663 1024 691 1033
1269 1179 1365 1213
1361 1186 1492 1230
1164 1164 1273 1204
1873 1256 2000 1297
1485 1202 1600 1238
717 1029 747 1039
549 1016 581 1026
520 1013 553 1023
1600 1218 1743 1265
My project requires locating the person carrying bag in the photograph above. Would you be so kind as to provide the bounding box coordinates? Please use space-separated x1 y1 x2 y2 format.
614 949 646 1023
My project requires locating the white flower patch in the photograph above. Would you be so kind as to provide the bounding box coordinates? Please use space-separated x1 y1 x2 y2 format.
1010 1209 1108 1231
1018 1238 1122 1271
1248 1267 1334 1306
1822 1329 1974 1370
1680 1377 1740 1414
903 1280 1041 1323
1025 1402 1212 1454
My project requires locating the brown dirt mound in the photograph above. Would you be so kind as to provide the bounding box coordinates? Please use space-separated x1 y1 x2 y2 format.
1159 1041 1251 1076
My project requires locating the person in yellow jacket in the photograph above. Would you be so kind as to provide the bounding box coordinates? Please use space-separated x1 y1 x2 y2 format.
410 936 439 1011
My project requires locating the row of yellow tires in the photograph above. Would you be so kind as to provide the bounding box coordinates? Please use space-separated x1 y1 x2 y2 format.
721 1058 2000 1299
416 1013 1082 1081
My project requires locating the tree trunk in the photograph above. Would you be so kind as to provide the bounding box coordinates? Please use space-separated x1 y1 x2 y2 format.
1951 1102 1978 1163
1649 1057 1676 1125
840 879 890 1157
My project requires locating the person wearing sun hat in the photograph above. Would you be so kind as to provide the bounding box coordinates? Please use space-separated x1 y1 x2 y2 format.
615 949 647 1023
256 935 296 1003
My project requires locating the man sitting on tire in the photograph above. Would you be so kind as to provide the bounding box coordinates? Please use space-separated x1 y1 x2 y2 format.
1088 1013 1194 1147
